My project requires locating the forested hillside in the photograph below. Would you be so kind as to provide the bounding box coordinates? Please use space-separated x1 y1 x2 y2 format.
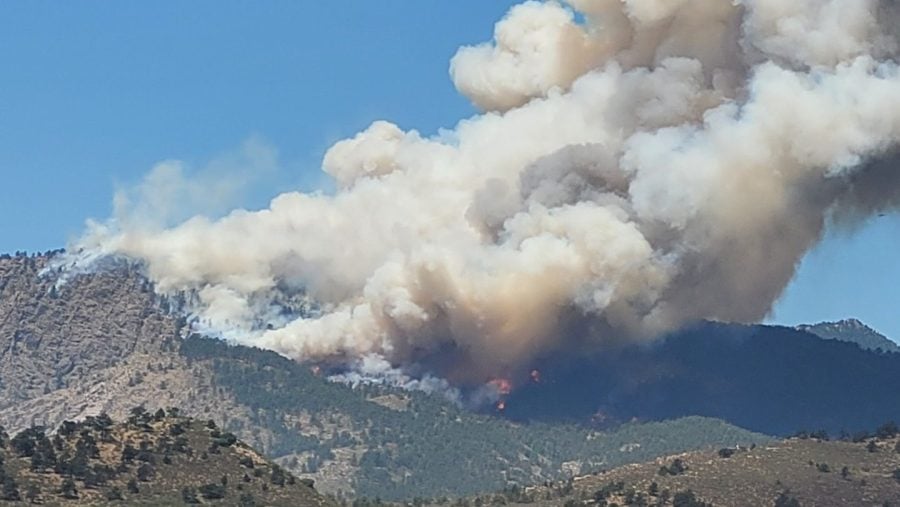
181 336 770 500
502 322 900 436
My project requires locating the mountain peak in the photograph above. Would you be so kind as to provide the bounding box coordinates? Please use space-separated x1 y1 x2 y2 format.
798 319 899 353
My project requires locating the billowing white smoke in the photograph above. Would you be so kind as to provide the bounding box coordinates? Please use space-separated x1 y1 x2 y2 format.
71 0 900 384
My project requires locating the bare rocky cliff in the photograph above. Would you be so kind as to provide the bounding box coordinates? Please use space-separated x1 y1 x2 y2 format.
0 254 245 435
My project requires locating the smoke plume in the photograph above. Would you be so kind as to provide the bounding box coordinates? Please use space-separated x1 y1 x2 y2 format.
69 0 900 385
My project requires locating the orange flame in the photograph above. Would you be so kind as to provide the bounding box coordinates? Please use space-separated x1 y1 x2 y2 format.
488 378 512 396
496 401 506 412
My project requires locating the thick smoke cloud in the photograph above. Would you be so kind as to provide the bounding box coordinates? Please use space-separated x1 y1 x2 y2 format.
70 0 900 384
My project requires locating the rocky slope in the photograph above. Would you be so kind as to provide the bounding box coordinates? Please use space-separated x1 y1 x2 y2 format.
0 253 245 436
0 409 331 506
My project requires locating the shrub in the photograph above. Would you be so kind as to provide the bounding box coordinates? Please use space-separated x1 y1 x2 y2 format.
1 477 20 501
199 482 227 500
137 463 155 481
876 421 899 440
672 490 710 507
774 492 801 507
271 465 286 486
59 478 78 499
182 487 200 504
105 486 123 500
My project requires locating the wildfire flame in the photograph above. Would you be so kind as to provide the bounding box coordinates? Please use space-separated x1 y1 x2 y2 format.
530 369 541 383
488 377 512 396
496 401 506 412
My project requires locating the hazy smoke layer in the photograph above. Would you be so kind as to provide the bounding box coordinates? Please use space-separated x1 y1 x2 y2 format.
73 0 900 383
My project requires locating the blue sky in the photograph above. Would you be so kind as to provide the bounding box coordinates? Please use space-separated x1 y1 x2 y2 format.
1 2 897 340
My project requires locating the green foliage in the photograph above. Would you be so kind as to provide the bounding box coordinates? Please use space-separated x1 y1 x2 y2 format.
10 425 45 457
774 492 802 507
876 421 899 440
25 484 40 503
659 458 688 477
105 486 124 500
271 465 286 486
593 481 625 501
137 463 155 481
199 482 227 499
1 476 20 501
182 486 200 503
59 477 78 499
672 490 711 507
213 432 238 447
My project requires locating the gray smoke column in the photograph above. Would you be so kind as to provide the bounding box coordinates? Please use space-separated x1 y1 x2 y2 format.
71 0 900 383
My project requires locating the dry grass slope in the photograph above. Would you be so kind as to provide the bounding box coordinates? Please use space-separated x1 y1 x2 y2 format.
488 435 900 506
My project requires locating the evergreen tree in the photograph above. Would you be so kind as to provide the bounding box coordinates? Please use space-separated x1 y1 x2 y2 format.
182 486 200 504
25 484 40 503
1 477 20 501
105 486 124 500
59 478 78 499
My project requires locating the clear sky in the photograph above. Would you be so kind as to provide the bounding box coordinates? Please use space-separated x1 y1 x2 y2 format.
1 2 897 341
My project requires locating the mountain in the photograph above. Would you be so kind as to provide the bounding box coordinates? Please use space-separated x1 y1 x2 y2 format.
0 252 770 501
0 409 331 506
501 322 900 436
798 319 900 354
463 427 900 507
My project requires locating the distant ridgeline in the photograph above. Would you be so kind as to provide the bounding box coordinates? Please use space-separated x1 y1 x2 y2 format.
798 319 900 354
502 321 900 436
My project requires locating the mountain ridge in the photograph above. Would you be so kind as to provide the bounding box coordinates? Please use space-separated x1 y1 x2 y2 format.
502 321 900 436
798 318 899 353
0 252 772 501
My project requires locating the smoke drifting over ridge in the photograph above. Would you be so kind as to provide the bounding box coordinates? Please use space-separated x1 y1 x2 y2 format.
70 0 900 384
